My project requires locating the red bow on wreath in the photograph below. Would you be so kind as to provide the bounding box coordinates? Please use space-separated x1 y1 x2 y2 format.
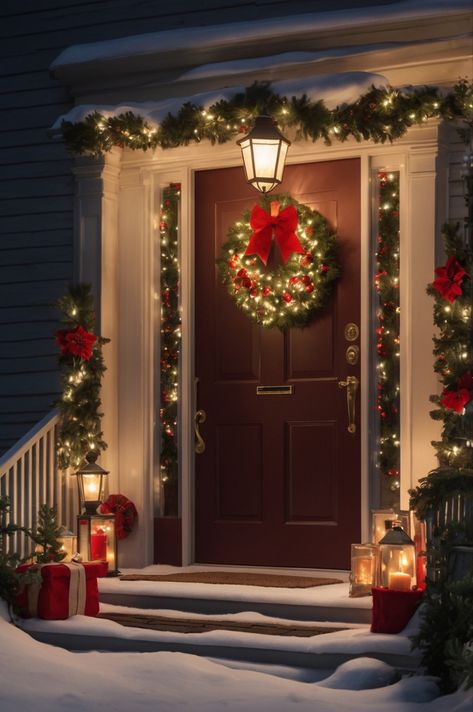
99 494 138 540
244 201 304 266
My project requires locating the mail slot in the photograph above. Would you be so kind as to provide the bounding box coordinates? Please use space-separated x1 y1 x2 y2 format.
256 385 294 395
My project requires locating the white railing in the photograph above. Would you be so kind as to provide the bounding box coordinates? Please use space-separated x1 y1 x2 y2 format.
0 412 77 558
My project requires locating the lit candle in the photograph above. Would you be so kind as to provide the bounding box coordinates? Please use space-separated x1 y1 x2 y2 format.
388 571 412 591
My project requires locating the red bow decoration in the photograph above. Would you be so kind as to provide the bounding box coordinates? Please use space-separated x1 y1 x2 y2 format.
432 256 467 304
55 325 97 361
440 371 473 413
244 202 304 266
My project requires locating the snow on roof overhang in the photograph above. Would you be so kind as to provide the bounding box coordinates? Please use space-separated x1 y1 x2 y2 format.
51 71 388 132
50 0 472 88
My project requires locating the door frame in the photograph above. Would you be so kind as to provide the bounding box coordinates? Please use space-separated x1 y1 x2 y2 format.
75 123 442 567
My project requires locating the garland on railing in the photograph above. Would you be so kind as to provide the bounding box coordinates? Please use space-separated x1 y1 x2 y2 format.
409 145 473 694
60 79 473 157
55 284 109 470
159 184 181 516
375 171 401 495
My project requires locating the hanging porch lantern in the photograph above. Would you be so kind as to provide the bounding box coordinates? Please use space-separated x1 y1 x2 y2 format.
379 524 417 591
74 451 108 514
237 115 290 193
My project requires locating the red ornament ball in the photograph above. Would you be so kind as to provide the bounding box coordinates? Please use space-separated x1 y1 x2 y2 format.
282 291 293 303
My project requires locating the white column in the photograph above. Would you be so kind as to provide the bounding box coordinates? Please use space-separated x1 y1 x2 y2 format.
400 144 441 508
72 148 121 488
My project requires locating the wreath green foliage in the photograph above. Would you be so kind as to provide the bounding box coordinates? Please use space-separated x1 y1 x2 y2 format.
216 194 339 329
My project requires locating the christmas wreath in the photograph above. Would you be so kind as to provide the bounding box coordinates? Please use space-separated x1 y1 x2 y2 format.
216 194 339 329
99 495 138 540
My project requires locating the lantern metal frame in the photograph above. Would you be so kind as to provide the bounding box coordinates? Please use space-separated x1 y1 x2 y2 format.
77 513 120 577
237 115 290 194
74 450 109 514
379 525 417 590
349 543 379 597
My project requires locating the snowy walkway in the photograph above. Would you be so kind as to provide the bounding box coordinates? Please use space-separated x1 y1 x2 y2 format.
2 601 472 712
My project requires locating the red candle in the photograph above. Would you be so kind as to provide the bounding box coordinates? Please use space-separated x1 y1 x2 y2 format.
91 529 107 561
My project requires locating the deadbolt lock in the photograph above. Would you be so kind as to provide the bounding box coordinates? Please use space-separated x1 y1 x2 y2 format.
344 323 359 341
346 345 359 366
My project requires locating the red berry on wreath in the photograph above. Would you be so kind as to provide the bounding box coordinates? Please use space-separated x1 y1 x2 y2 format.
237 268 247 277
250 288 258 297
305 283 314 293
289 276 299 285
301 275 311 285
320 264 329 273
242 277 252 289
262 286 272 296
282 291 293 303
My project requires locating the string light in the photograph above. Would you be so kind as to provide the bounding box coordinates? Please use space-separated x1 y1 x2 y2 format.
376 170 401 496
159 183 181 516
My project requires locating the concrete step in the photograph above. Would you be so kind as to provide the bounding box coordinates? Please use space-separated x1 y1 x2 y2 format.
19 603 420 673
98 573 372 624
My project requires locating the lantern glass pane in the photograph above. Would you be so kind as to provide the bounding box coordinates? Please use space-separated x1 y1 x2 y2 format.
240 141 254 181
58 535 77 562
349 543 378 597
275 141 289 182
91 515 117 572
379 542 416 590
251 138 280 180
78 517 91 561
83 473 102 502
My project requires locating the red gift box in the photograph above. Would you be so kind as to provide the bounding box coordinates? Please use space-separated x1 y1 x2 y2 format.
371 586 424 634
16 562 101 620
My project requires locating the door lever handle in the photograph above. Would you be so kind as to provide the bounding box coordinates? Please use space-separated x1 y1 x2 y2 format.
338 375 359 434
194 377 206 454
194 409 206 454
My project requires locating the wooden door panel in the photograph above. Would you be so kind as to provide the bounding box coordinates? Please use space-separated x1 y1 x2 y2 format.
195 159 361 569
216 423 263 521
285 420 338 522
284 315 335 379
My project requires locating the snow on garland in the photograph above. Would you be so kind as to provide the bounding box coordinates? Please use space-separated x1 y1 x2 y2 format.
216 194 339 329
59 79 473 157
99 495 138 540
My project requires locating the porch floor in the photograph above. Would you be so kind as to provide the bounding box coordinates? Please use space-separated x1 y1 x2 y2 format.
16 565 421 673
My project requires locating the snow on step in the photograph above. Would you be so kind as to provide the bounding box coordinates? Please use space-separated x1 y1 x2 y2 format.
98 573 372 624
18 602 421 673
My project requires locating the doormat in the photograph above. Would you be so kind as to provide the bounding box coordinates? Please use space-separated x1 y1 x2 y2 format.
98 611 348 637
119 572 343 588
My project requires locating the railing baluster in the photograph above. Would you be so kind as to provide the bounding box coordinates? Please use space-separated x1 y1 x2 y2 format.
0 413 75 559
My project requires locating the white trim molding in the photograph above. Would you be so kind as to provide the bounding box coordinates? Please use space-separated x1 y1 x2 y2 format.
74 121 444 566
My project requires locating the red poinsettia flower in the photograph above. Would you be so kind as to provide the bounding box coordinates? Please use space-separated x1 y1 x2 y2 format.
55 325 97 361
432 256 467 304
440 371 473 413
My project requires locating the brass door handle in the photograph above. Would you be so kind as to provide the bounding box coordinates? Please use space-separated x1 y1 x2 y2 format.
338 375 359 434
194 409 206 454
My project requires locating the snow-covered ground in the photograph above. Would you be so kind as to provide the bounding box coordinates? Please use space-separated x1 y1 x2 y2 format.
2 601 471 712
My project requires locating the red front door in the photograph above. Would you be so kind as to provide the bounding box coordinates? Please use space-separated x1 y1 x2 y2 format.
195 159 361 569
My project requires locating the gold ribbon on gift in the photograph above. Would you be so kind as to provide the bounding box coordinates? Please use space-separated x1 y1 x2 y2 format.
27 562 87 618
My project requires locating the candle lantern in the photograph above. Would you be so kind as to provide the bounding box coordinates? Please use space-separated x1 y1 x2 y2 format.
379 524 417 591
57 526 77 562
371 509 410 544
349 543 379 597
237 115 290 194
74 451 109 514
77 513 120 576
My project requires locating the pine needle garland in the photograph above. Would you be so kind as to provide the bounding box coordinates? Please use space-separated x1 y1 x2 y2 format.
55 284 109 470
